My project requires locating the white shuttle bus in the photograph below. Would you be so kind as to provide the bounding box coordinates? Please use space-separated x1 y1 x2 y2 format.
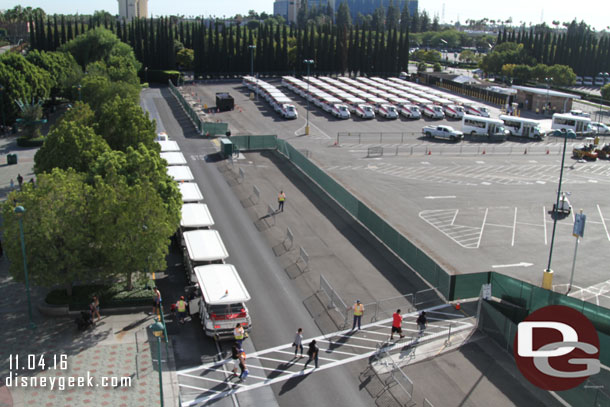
178 182 204 203
500 115 543 140
462 114 509 140
193 264 252 340
183 229 229 283
551 113 592 136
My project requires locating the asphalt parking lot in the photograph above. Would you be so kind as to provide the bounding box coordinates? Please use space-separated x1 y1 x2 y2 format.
187 79 610 309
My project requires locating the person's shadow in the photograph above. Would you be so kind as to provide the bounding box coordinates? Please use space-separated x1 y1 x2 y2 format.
278 370 312 395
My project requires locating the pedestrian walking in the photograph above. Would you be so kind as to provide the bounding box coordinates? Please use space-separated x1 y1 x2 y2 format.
91 295 101 322
352 300 364 330
277 190 286 212
303 340 319 369
177 296 188 324
152 287 162 316
17 174 23 189
230 342 240 377
293 328 304 357
9 179 14 190
234 323 245 347
390 309 405 340
238 348 248 380
417 311 427 333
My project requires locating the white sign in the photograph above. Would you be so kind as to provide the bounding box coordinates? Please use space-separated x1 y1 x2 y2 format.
482 283 492 300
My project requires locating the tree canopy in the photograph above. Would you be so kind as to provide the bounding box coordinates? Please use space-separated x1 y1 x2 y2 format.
25 50 82 99
95 96 157 151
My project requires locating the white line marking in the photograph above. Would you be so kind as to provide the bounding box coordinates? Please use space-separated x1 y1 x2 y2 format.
598 204 610 242
477 208 489 248
492 262 534 268
543 206 548 245
424 196 456 199
512 207 517 247
451 210 458 225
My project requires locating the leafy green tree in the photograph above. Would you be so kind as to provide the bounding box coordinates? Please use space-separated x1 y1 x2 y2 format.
459 49 476 63
80 74 139 113
433 62 442 72
512 64 532 84
417 61 427 72
34 120 110 174
25 50 82 99
176 48 194 70
386 0 400 31
86 55 139 85
19 102 44 139
531 63 549 82
95 96 156 151
336 1 351 31
57 101 95 127
547 65 576 86
1 170 95 294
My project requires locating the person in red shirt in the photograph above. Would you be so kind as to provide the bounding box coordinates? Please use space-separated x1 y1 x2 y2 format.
391 309 405 340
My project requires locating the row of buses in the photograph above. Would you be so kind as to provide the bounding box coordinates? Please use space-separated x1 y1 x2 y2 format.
158 133 253 341
242 75 298 119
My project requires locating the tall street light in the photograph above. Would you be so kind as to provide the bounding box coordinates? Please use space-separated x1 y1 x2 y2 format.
151 319 165 407
14 206 36 330
249 45 256 101
543 129 573 289
77 84 82 101
545 77 553 115
304 59 314 136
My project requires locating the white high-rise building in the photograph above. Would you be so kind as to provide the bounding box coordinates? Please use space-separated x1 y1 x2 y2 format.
118 0 148 20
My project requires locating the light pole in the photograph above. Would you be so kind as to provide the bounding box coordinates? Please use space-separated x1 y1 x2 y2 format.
545 77 553 115
150 319 164 407
145 66 148 84
543 129 573 289
77 84 81 101
249 45 256 101
303 59 314 135
14 206 36 330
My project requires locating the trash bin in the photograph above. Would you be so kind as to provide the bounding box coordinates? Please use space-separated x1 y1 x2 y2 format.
7 154 17 165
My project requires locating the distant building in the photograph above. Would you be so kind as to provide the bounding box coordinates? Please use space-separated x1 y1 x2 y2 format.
273 0 417 24
118 0 148 20
274 0 300 23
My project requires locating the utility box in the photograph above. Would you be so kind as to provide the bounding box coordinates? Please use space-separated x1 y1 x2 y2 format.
215 93 234 112
220 138 234 157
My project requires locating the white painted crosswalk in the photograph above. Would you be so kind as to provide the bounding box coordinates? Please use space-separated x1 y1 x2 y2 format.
177 304 475 406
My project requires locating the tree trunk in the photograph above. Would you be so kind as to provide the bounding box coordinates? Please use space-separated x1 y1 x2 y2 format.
127 271 133 291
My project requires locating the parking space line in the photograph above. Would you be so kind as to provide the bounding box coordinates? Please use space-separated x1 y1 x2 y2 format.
543 206 548 245
477 208 488 248
451 210 458 225
512 207 517 246
597 205 610 243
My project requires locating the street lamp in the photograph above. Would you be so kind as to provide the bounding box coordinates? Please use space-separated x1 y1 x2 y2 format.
248 45 257 101
303 59 314 135
14 206 36 330
545 77 553 115
543 129 573 289
145 66 148 84
150 319 165 407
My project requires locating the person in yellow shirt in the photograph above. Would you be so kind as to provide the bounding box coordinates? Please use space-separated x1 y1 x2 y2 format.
352 300 364 330
278 190 286 212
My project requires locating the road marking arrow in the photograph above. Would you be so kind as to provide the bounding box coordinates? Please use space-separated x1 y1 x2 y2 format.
492 262 534 268
424 196 456 200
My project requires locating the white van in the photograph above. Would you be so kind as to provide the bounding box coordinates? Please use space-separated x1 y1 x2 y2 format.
465 104 491 117
422 104 445 119
462 114 509 140
178 182 204 203
551 113 592 135
378 104 399 119
354 104 375 119
500 115 543 140
183 229 229 283
444 104 465 119
193 264 252 340
160 152 187 166
331 104 351 119
399 104 421 119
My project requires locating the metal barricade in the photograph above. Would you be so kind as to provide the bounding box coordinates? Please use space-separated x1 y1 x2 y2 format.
319 274 349 324
374 293 415 322
284 227 294 250
238 167 245 183
296 246 310 272
253 185 260 203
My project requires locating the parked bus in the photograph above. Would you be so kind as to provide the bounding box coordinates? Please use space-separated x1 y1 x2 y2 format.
178 182 204 203
462 114 509 140
499 115 543 140
183 229 229 283
193 264 252 340
160 152 187 166
167 165 194 182
551 113 592 135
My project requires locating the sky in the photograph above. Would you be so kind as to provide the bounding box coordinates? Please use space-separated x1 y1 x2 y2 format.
1 0 607 31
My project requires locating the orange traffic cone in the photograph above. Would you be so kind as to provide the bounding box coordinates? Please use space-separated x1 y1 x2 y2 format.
455 302 461 310
428 150 431 155
546 149 549 155
482 149 486 155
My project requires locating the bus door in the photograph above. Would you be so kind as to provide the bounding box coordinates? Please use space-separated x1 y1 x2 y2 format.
576 120 585 133
523 125 530 138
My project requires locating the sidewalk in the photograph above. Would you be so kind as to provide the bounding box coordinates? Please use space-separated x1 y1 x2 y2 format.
0 249 180 407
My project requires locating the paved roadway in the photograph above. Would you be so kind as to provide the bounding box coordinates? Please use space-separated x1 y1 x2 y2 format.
184 79 610 309
141 86 375 407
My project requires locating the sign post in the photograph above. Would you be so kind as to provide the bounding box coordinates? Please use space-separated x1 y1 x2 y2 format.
567 210 586 294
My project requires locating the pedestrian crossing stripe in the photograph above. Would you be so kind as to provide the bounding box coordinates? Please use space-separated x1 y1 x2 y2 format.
178 303 475 406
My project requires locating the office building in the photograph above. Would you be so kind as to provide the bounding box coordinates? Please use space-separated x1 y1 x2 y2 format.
118 0 148 20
